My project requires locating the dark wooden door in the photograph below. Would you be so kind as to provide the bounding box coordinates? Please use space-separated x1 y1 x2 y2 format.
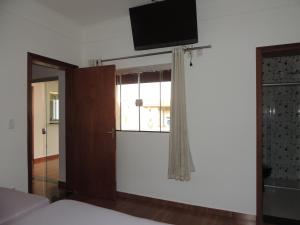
66 66 116 200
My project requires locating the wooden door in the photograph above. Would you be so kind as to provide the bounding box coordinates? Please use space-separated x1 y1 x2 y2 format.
66 66 116 200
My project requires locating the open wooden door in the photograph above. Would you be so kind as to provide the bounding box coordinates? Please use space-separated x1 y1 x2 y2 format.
66 65 116 200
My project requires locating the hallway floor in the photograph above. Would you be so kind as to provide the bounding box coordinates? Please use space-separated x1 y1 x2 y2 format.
32 157 59 200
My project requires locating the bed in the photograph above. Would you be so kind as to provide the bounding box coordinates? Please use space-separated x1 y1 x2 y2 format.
5 200 169 225
0 187 49 225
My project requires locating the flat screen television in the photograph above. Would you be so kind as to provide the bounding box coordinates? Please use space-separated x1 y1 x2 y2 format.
129 0 198 50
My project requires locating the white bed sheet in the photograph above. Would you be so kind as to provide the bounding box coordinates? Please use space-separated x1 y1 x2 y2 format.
6 200 169 225
0 187 49 225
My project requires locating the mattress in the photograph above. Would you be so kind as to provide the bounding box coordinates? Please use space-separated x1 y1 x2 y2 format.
6 200 169 225
0 187 49 225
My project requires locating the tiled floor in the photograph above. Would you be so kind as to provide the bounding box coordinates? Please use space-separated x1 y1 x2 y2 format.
32 157 59 200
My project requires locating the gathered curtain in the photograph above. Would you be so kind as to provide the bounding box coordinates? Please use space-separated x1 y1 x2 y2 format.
168 47 195 181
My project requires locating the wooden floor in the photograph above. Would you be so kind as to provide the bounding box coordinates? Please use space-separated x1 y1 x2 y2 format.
31 158 276 225
70 195 258 225
33 157 59 180
32 157 59 200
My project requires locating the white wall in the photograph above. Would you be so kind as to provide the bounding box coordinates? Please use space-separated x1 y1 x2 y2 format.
82 0 300 215
32 82 46 159
0 0 82 192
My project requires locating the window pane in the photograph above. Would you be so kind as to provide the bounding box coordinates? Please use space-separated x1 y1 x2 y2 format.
50 93 59 122
140 82 160 131
54 99 59 120
117 69 171 132
121 83 139 130
161 81 171 131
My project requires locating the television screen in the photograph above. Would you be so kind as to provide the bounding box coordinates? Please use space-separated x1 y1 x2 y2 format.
129 0 198 50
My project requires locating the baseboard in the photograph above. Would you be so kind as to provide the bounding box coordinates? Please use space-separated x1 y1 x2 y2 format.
117 192 256 222
33 154 59 163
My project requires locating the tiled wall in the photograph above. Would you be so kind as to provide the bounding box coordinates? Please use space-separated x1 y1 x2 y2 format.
262 55 300 182
263 56 300 83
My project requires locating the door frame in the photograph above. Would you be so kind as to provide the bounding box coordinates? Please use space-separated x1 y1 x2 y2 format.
256 43 300 225
27 53 78 193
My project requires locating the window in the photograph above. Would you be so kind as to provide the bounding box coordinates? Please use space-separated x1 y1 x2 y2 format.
116 69 171 132
49 92 59 123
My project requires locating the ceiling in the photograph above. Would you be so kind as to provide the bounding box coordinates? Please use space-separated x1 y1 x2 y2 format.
34 0 153 26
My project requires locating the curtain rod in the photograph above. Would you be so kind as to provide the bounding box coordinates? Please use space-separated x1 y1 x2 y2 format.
99 45 212 63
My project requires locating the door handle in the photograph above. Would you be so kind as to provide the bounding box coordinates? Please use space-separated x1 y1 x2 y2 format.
104 128 115 139
42 128 46 135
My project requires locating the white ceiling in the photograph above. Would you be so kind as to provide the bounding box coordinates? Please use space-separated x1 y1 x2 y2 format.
34 0 153 26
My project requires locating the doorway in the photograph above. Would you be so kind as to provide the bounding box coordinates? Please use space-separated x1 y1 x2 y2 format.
27 53 78 200
257 43 300 225
28 53 116 202
32 80 59 199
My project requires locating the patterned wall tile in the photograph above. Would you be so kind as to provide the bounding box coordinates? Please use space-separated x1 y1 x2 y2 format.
263 55 300 83
262 55 300 184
